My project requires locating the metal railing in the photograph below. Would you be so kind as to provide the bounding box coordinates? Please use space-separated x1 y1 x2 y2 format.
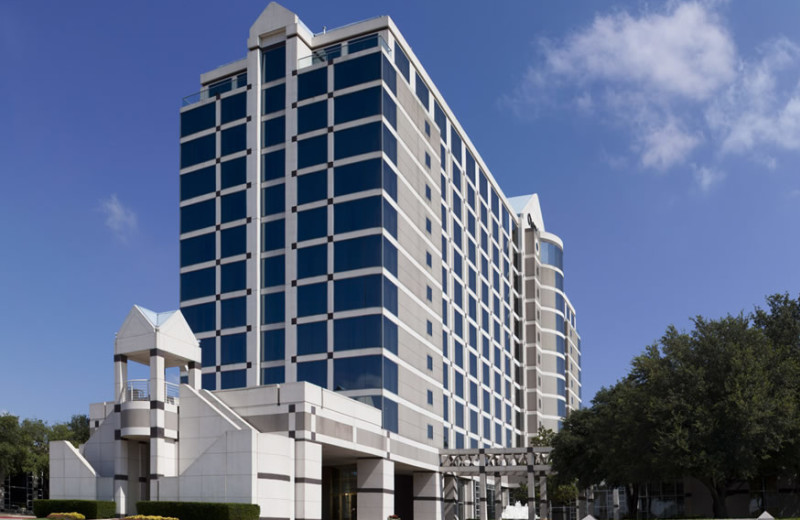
122 380 181 404
297 33 390 70
182 72 248 106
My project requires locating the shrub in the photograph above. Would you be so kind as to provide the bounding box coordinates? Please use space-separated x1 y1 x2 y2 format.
123 516 178 520
34 500 116 519
47 513 86 520
137 501 260 520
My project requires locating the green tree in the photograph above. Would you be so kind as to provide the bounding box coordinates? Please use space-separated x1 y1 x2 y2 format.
0 414 24 487
640 315 798 517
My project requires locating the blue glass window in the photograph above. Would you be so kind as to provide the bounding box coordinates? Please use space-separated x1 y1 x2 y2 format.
334 275 382 311
181 103 215 137
262 292 284 325
384 318 398 354
298 282 327 316
451 130 463 164
415 72 429 108
297 244 327 278
202 372 216 390
221 124 246 156
383 88 396 129
297 321 327 355
180 166 215 200
298 68 328 101
262 149 285 181
382 397 398 433
383 124 397 164
334 234 381 272
200 337 215 367
434 101 446 142
220 333 246 365
181 302 215 333
221 93 246 124
262 329 285 361
221 260 246 293
334 196 380 233
394 46 410 82
181 233 215 267
181 134 217 168
297 359 327 388
298 100 327 134
333 314 380 351
384 277 397 315
298 170 327 204
181 199 215 233
334 53 380 90
334 158 381 196
220 369 246 389
262 366 285 385
384 357 398 393
334 355 381 391
334 86 381 124
221 297 246 328
221 157 246 189
263 83 285 115
259 220 283 252
383 237 397 276
261 44 285 83
262 184 285 216
263 117 285 147
297 134 327 169
262 255 285 288
180 267 215 301
297 206 327 241
221 190 246 223
221 225 246 257
541 241 563 269
334 122 381 160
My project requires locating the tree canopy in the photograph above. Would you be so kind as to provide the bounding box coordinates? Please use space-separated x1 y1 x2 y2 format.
552 293 800 518
0 413 90 481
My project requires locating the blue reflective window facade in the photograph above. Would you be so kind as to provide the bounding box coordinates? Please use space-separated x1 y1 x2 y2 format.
297 135 327 169
221 93 246 124
221 225 246 257
180 166 215 200
334 53 380 90
297 244 327 278
334 275 382 311
297 282 327 316
262 366 285 385
262 255 285 287
262 149 285 181
298 170 327 204
181 199 215 233
261 44 285 83
297 207 327 241
221 157 246 189
541 241 563 270
298 68 327 100
221 297 246 328
181 103 215 137
333 356 381 391
220 369 246 389
221 125 246 156
334 235 381 272
263 84 285 114
297 360 327 388
262 329 285 361
181 233 215 267
262 292 284 325
220 334 247 365
297 321 327 355
263 117 285 147
334 196 380 233
221 261 246 293
262 184 285 216
221 190 246 222
181 268 215 301
297 100 327 134
261 220 284 251
334 87 381 124
334 159 382 196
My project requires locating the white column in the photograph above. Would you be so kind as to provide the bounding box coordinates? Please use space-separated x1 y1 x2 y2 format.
357 458 394 520
114 355 127 402
114 439 128 516
494 474 503 520
295 440 322 520
539 474 548 520
464 477 475 520
413 472 441 520
612 487 620 520
443 475 458 520
187 361 201 389
527 451 537 520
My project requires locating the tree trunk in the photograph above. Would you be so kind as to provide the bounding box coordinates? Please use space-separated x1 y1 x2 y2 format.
702 479 729 518
625 483 639 518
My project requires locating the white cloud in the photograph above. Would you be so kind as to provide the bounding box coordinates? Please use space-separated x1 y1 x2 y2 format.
508 1 800 187
693 165 725 192
100 194 138 242
707 37 800 154
541 2 736 101
639 119 702 170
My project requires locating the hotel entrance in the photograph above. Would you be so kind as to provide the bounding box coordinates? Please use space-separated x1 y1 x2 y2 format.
323 465 357 520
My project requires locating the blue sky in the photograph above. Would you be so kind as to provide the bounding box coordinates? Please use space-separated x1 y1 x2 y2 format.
1 1 799 423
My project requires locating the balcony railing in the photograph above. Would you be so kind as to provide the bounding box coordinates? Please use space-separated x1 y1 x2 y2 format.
297 33 390 70
122 379 180 404
182 72 248 106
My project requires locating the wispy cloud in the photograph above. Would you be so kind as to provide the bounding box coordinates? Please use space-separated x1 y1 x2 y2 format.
693 165 726 192
506 1 800 189
100 194 138 242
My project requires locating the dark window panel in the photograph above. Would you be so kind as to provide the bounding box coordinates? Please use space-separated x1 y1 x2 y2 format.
180 166 215 201
221 260 247 293
221 93 246 124
180 103 215 137
180 233 215 267
180 199 215 233
180 267 215 301
180 134 215 169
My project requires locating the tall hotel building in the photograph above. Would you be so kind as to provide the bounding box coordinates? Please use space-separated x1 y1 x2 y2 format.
50 4 582 518
178 3 581 444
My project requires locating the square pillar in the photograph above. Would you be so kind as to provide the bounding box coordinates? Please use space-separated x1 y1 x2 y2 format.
479 472 488 520
464 477 475 519
357 458 394 520
413 472 441 520
114 439 128 516
494 474 503 520
295 440 322 520
114 355 127 402
187 361 201 390
443 475 458 520
539 473 548 520
527 452 537 520
612 487 620 520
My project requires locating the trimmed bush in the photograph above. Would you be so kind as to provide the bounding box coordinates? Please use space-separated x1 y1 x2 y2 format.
33 500 116 519
123 516 178 520
47 513 86 520
137 501 260 520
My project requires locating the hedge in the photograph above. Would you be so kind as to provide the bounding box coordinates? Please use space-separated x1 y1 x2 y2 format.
33 500 116 519
137 501 260 520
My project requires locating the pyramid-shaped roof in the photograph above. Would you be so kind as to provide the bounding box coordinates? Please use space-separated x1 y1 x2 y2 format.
115 305 201 366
